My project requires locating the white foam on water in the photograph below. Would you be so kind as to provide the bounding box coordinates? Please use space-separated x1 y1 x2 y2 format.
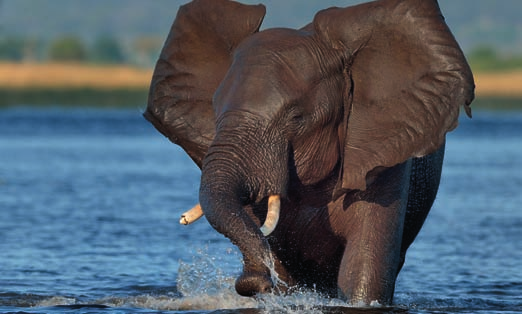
256 289 348 313
254 252 349 313
32 248 390 312
159 247 351 312
93 247 352 312
96 293 257 311
90 247 258 311
36 296 77 307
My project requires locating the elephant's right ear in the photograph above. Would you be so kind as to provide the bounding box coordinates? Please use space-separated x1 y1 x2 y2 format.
314 0 474 192
144 0 265 168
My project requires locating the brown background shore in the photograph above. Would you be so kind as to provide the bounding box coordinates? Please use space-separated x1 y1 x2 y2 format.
0 62 521 100
0 62 153 90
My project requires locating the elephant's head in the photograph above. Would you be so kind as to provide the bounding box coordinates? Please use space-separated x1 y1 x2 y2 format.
145 0 474 297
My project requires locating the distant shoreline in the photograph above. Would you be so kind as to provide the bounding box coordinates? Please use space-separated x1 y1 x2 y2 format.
0 62 153 90
0 87 149 107
0 62 521 108
473 71 522 98
0 62 152 107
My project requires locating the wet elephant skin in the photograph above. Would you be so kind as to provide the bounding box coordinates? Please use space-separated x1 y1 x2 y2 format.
144 0 474 305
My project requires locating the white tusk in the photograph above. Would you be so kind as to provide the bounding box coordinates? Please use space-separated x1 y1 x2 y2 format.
260 195 281 236
180 203 204 225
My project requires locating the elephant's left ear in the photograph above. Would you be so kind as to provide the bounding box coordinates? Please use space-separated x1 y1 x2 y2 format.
313 0 475 191
145 0 265 168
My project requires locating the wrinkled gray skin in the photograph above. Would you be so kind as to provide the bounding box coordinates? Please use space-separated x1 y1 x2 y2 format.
144 0 474 305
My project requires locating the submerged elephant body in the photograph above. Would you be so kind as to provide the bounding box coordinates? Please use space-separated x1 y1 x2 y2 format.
145 0 474 305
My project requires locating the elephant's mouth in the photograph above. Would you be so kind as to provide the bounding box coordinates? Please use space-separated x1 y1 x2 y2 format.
179 194 281 236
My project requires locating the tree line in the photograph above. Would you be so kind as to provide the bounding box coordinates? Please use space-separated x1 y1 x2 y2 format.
1 34 521 72
466 45 522 72
0 34 163 66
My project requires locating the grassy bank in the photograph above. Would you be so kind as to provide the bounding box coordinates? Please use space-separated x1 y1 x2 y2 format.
474 71 522 98
0 62 152 89
470 96 522 111
0 62 151 107
0 87 148 107
0 62 521 109
2 88 518 110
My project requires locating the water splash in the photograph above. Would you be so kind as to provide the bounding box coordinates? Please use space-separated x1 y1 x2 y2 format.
96 293 256 311
121 247 388 312
17 248 521 313
254 251 349 313
262 251 288 294
31 248 515 313
125 246 353 312
256 288 348 313
177 247 239 296
174 247 362 312
36 296 77 307
172 247 258 310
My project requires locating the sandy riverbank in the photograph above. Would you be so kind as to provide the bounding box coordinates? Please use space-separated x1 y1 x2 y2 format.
0 62 521 98
0 62 153 90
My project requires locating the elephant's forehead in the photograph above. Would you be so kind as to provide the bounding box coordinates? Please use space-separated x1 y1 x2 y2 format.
233 28 321 77
213 61 292 118
213 28 335 117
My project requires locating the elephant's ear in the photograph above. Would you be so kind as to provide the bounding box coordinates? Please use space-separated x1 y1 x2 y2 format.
313 0 474 192
144 0 265 168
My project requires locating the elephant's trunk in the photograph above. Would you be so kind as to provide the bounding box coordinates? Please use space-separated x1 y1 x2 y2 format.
179 196 280 236
199 118 289 296
199 158 274 296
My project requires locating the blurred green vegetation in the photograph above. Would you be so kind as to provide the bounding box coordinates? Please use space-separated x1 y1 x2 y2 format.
0 34 160 66
467 45 522 72
472 96 522 111
1 87 519 110
48 36 88 62
2 33 522 72
0 87 148 108
91 36 126 64
1 35 521 109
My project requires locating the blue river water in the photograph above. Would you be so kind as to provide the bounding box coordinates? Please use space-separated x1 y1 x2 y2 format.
0 106 521 314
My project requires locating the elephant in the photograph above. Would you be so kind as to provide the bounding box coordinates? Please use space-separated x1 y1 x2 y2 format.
144 0 474 305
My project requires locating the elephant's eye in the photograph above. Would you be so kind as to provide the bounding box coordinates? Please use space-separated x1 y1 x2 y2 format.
291 113 304 124
286 103 303 120
286 111 305 136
